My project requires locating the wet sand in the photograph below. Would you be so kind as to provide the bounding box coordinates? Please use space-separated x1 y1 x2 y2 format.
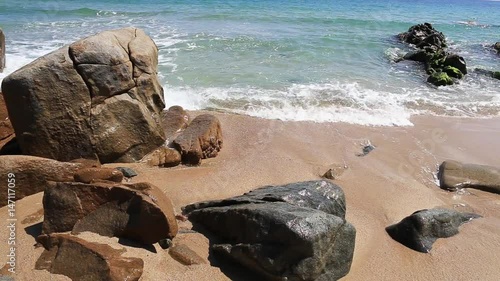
1 112 499 280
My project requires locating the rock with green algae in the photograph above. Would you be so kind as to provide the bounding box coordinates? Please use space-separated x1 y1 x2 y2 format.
444 66 464 79
493 71 500 80
427 72 453 86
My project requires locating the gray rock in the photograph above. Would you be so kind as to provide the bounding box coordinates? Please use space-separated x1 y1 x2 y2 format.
438 160 500 194
1 27 165 163
494 42 500 53
184 180 355 281
386 208 480 253
116 167 138 178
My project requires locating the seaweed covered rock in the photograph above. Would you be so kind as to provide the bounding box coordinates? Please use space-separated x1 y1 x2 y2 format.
438 160 500 194
1 28 165 163
397 23 467 86
386 208 480 253
184 180 355 281
427 72 453 86
36 233 143 281
42 181 178 244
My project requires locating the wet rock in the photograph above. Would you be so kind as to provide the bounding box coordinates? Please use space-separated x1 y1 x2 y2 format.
494 42 500 53
158 238 173 249
36 233 143 281
141 146 181 167
438 160 500 194
444 66 464 79
169 243 206 265
322 164 347 180
0 29 4 72
1 27 165 163
173 114 223 165
184 180 355 280
42 181 178 244
357 144 375 156
398 23 446 49
386 208 480 253
116 167 138 178
427 72 453 86
444 54 467 75
74 167 124 183
162 105 190 141
0 155 83 207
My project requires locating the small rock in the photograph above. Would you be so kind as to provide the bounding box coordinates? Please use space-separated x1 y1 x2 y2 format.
158 238 173 250
493 42 500 52
438 160 500 194
444 66 464 79
169 244 206 265
386 208 480 253
21 208 44 225
444 54 467 75
74 167 123 184
36 233 143 281
173 114 223 165
357 144 375 157
141 146 181 167
322 164 347 180
116 167 138 178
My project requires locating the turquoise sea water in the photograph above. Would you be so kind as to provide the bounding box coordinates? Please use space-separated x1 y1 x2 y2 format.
1 0 499 125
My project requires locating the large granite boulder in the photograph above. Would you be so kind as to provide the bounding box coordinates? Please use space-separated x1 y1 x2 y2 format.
386 208 480 253
1 27 165 163
36 233 143 281
173 114 223 165
184 180 355 281
0 155 83 207
438 160 500 194
42 181 178 244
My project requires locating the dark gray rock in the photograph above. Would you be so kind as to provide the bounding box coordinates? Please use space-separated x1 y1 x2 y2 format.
438 160 500 194
386 208 480 253
494 42 500 53
116 167 138 178
184 180 355 281
444 54 467 75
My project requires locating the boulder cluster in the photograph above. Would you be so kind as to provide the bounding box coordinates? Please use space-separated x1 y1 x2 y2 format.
398 23 467 86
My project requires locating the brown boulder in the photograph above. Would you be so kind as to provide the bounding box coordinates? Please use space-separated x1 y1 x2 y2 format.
0 155 83 207
74 167 123 184
438 160 500 194
1 27 165 163
0 93 13 141
36 233 143 281
162 105 190 141
42 181 178 244
172 114 223 165
141 146 181 167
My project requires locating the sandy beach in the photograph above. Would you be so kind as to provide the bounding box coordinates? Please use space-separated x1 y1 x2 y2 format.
1 112 499 280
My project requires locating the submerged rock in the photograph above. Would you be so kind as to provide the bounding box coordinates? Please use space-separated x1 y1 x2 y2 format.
438 160 500 194
427 72 453 86
1 27 165 163
184 180 355 281
386 208 480 253
36 233 143 281
42 181 178 244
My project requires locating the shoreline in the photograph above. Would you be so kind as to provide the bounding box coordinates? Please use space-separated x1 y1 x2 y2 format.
2 111 499 280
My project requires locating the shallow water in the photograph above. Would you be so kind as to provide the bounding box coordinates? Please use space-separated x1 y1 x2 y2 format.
1 0 499 125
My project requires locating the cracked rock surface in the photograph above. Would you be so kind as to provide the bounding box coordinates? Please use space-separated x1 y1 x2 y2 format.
183 180 356 281
1 27 165 163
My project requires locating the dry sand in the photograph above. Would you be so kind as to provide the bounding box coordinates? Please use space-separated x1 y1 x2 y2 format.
1 112 499 281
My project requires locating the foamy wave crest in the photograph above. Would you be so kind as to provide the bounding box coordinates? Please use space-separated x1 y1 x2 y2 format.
164 82 415 126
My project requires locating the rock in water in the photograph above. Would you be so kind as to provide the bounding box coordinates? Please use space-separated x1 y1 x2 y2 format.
494 42 500 53
36 233 143 281
173 114 223 165
0 155 83 207
184 180 355 281
438 160 500 194
1 28 165 163
386 208 480 253
0 28 4 72
42 181 178 244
